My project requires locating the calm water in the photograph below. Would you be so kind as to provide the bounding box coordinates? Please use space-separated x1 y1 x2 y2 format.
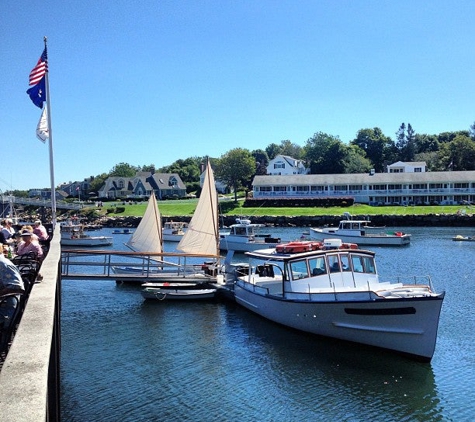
61 226 475 421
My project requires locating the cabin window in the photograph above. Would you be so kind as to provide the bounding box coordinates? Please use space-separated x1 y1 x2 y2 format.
361 256 376 274
235 227 246 235
351 223 359 229
351 256 365 273
289 260 309 280
340 254 351 272
308 257 326 276
327 255 341 272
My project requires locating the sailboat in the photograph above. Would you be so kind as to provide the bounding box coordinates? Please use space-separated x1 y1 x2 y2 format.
112 162 222 295
141 160 222 300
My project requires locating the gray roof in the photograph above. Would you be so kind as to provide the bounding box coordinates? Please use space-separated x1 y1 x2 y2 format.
252 171 475 186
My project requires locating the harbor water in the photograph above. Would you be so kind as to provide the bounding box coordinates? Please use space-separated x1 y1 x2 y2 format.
61 226 475 421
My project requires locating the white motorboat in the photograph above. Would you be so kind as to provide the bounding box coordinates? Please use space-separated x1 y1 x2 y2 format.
60 222 113 247
141 282 217 301
219 218 281 252
310 213 411 246
230 238 444 361
162 221 188 242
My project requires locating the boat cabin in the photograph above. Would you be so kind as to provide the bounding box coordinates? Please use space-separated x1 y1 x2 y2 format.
240 240 380 297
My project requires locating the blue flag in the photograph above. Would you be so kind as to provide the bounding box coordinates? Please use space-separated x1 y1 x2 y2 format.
26 77 46 108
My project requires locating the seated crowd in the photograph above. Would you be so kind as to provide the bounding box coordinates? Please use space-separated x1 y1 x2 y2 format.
1 219 50 357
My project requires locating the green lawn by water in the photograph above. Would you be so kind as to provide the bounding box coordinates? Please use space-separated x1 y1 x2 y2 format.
94 199 470 218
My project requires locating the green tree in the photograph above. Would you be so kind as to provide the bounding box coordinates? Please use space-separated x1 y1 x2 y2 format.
470 122 475 141
304 132 346 174
342 144 372 173
351 128 395 172
439 134 475 171
109 163 139 177
215 148 256 202
141 164 156 173
265 143 281 160
279 140 304 159
251 149 269 175
89 173 108 194
414 134 439 154
159 157 203 192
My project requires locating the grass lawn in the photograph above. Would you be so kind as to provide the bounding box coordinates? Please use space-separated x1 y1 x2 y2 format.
90 199 470 218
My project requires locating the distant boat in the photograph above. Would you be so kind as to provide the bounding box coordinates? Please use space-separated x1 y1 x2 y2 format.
112 228 134 234
60 221 113 247
219 218 281 252
452 235 475 241
162 221 188 242
310 213 411 246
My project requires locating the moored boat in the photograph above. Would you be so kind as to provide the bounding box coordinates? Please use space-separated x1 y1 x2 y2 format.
230 238 444 361
162 221 188 242
60 222 113 247
310 213 411 246
112 228 134 234
219 218 281 252
452 234 475 241
141 281 217 301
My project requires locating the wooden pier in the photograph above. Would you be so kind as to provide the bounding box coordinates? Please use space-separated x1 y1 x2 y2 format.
61 249 223 282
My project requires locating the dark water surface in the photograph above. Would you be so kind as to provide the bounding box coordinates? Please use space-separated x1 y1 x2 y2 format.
61 226 475 421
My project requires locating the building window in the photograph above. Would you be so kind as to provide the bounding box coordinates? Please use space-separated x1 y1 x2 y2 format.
274 162 285 169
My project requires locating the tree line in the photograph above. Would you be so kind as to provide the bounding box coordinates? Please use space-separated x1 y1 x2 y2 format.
10 122 475 199
95 121 475 199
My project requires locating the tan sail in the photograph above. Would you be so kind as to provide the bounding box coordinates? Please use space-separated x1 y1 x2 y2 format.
177 160 219 256
126 191 163 254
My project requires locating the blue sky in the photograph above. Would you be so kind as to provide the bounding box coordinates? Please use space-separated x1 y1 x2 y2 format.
1 0 474 191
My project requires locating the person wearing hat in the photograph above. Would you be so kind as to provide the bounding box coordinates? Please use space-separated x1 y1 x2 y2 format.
16 230 43 259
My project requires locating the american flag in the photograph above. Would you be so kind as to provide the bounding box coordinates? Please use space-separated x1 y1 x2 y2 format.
29 47 48 85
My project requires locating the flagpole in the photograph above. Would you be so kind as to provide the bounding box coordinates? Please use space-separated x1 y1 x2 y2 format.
43 36 57 228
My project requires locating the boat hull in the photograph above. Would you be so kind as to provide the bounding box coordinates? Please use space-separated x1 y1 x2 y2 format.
310 228 411 246
61 237 113 247
234 282 444 361
162 234 184 242
141 288 216 301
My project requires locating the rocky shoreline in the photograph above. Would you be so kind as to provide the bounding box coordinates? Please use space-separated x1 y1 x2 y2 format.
92 213 475 229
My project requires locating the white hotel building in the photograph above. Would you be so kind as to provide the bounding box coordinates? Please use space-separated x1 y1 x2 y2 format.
252 160 475 206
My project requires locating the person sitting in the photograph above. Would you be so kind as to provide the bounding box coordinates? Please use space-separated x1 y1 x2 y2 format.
1 219 16 241
33 220 49 242
20 225 39 242
0 253 25 330
330 261 341 272
16 230 43 260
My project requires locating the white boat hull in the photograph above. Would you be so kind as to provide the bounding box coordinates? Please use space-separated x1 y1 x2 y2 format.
162 233 184 242
310 228 411 246
234 282 444 361
141 288 216 301
61 236 113 247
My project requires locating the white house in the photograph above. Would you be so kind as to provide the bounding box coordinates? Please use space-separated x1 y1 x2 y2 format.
387 161 426 173
267 155 308 175
252 162 475 205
